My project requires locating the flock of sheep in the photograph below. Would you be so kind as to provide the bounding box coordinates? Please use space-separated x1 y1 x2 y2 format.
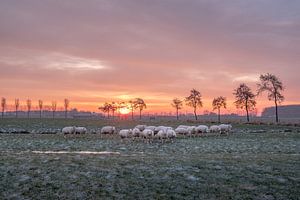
62 124 232 141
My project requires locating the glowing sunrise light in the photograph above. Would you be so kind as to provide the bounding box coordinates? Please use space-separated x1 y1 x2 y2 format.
119 107 130 114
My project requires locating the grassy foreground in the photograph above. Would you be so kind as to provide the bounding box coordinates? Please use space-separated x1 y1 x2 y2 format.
0 119 300 199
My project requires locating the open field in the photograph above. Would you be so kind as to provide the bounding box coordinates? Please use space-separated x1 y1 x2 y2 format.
0 119 300 199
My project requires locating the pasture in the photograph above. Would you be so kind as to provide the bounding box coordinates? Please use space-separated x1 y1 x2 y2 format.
0 119 300 199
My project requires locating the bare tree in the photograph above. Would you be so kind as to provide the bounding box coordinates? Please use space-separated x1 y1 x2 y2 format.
117 101 126 118
38 100 43 118
185 89 203 120
212 96 227 123
64 99 69 119
15 98 20 118
171 98 183 120
134 98 146 120
233 83 256 122
51 101 57 119
1 97 6 118
257 73 284 123
128 100 137 120
26 99 32 118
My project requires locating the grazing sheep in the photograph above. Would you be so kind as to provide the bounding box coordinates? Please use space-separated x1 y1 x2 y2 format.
142 129 154 139
62 126 76 134
175 127 189 136
135 125 147 131
155 126 173 133
219 124 232 134
177 125 190 129
187 126 197 136
119 129 133 139
156 130 168 140
209 125 221 133
75 127 87 134
100 126 116 134
132 128 142 137
166 129 176 139
195 125 209 134
145 126 156 132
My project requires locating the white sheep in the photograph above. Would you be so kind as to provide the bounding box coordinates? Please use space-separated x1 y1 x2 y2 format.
156 130 168 140
132 128 142 137
75 127 87 134
100 126 116 134
209 125 221 133
119 129 132 139
166 129 176 139
177 125 190 129
195 125 209 134
219 124 232 134
187 126 197 136
62 126 76 134
142 129 154 139
175 127 189 135
135 125 147 131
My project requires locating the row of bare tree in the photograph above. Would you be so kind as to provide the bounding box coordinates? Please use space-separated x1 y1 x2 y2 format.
98 98 147 120
1 98 70 119
171 73 284 123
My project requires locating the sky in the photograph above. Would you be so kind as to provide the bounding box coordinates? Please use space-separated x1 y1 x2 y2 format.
0 0 299 115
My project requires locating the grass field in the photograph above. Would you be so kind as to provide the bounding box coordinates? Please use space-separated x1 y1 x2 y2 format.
0 119 300 199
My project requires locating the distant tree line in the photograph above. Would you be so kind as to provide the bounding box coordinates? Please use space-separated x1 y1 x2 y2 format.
99 98 147 120
171 73 284 123
0 98 69 119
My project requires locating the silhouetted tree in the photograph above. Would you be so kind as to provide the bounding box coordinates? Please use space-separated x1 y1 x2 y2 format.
52 101 57 119
233 83 256 122
26 99 32 118
38 100 43 118
185 89 203 120
212 96 227 123
111 102 117 119
15 98 20 118
171 98 183 120
134 98 146 120
128 100 137 120
117 101 126 117
1 97 6 118
99 102 111 118
64 99 69 118
257 73 284 123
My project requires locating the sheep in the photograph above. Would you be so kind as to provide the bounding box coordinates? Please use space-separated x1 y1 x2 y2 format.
175 127 189 136
145 126 156 133
75 127 87 134
195 125 209 135
135 125 147 131
219 124 232 134
62 126 76 134
177 125 190 129
142 129 154 140
119 129 133 139
156 130 168 140
132 128 142 138
166 129 176 139
187 126 197 136
155 126 173 133
100 126 116 135
209 125 221 134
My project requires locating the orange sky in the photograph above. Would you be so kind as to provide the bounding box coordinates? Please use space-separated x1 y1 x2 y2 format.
0 0 299 115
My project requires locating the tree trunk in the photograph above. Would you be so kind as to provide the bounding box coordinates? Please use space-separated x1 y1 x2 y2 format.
194 107 197 120
218 108 220 123
139 109 142 120
53 111 55 119
16 108 18 118
1 108 4 118
65 110 67 119
176 108 179 120
112 110 115 119
40 110 42 119
27 111 30 118
275 98 279 123
131 109 134 120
